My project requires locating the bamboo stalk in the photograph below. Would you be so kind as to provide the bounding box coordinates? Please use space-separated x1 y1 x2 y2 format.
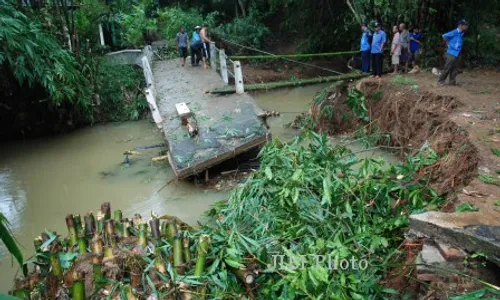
77 238 87 255
124 285 138 300
96 212 104 234
105 220 117 247
149 217 160 240
183 237 191 264
173 234 183 269
65 214 78 247
74 214 83 237
104 247 113 259
194 235 210 277
211 73 367 94
91 234 103 281
122 220 131 238
72 272 85 300
113 210 122 222
166 219 177 244
230 50 359 60
84 212 96 238
138 223 148 249
49 251 63 279
33 237 42 253
101 202 111 220
229 267 255 285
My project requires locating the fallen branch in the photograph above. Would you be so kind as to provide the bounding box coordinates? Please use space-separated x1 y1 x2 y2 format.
211 73 367 94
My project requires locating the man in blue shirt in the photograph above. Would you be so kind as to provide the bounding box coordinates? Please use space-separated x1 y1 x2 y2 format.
190 26 202 66
371 22 387 78
409 26 422 70
360 22 372 73
438 19 468 85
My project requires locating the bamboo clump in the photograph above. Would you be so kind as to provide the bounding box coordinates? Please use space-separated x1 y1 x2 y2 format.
9 202 254 299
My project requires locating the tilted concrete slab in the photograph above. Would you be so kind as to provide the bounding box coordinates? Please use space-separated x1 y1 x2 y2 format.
153 59 269 178
409 211 500 266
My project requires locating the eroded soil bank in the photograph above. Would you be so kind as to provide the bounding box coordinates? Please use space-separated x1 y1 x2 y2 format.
309 70 500 212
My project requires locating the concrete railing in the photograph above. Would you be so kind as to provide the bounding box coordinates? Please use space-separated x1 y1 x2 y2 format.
212 44 245 94
139 45 163 128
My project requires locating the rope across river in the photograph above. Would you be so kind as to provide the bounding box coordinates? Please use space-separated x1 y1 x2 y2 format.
214 34 351 76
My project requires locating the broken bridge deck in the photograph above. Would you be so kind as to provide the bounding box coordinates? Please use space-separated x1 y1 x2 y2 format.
153 60 270 178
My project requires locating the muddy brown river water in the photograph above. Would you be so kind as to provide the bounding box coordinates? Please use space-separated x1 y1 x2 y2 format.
0 84 398 292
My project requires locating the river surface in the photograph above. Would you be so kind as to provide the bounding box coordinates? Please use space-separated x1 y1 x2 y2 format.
0 121 227 292
0 84 398 292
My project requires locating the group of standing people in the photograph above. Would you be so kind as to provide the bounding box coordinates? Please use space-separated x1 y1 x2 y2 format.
175 25 213 69
359 19 468 85
360 22 421 78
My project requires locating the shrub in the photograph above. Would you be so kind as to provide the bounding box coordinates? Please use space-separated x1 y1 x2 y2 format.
213 7 269 51
96 63 148 121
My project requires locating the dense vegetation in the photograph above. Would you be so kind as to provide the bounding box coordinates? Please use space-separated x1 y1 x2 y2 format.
1 0 499 138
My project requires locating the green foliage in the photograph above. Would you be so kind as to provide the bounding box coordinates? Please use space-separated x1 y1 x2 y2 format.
455 203 479 213
478 174 500 186
96 63 148 121
0 0 90 105
345 87 369 122
0 213 27 276
391 75 416 85
214 7 270 50
201 132 442 298
449 287 500 300
118 4 157 47
491 148 500 157
158 7 215 42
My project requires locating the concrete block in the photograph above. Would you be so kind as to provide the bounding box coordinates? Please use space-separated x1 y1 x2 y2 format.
436 242 466 261
409 211 500 266
420 241 446 265
175 102 191 119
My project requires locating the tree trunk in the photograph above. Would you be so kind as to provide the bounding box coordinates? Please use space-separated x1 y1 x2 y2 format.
237 0 247 17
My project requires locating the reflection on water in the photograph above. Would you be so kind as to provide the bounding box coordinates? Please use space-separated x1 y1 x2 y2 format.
0 121 228 292
252 84 400 164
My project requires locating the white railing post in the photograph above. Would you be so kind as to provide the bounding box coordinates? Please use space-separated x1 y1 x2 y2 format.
99 24 105 46
210 42 217 73
234 61 244 94
219 49 229 85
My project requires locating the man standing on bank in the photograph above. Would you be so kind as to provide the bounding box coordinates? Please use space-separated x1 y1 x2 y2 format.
438 19 468 86
371 22 387 79
176 27 189 67
360 22 372 73
200 24 214 70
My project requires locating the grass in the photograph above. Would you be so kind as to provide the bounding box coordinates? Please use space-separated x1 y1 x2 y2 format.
391 75 417 85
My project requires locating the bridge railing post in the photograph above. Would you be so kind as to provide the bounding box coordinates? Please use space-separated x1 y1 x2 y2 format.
219 49 229 85
210 42 217 73
234 61 244 94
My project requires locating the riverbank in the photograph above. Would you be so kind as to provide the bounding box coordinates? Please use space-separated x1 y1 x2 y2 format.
316 69 500 212
0 121 227 293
